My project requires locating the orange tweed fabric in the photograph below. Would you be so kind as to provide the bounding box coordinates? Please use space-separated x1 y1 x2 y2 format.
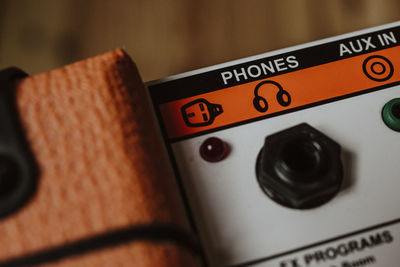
0 49 199 266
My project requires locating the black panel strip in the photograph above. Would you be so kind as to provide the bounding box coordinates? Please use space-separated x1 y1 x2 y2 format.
0 224 201 267
149 26 400 104
229 217 400 267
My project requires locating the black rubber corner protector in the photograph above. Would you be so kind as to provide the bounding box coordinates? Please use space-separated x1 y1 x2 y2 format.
0 67 38 219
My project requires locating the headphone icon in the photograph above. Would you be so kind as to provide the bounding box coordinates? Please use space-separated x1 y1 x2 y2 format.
252 80 291 113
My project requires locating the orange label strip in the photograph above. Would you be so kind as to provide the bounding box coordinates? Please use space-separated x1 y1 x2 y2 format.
160 47 400 140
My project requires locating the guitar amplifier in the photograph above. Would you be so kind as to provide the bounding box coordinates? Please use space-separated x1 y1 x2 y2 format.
0 21 399 267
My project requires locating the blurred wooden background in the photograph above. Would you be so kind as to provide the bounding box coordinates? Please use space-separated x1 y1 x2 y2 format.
1 0 400 82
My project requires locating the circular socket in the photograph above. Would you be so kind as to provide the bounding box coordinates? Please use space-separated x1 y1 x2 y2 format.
256 123 343 209
276 136 329 183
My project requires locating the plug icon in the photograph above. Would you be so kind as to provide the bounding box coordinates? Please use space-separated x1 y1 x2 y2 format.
181 98 223 127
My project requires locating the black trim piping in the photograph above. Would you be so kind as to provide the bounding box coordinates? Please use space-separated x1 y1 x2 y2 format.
0 224 202 267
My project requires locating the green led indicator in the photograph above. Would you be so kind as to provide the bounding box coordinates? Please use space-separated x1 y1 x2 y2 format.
382 98 400 132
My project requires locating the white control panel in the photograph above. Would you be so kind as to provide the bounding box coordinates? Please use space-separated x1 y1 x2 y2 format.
147 22 400 267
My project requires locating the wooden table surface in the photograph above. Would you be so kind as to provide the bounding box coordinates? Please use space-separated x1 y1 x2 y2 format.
1 0 400 82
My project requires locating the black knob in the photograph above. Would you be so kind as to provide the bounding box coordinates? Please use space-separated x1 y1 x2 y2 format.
0 156 21 196
256 123 343 209
0 68 38 219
